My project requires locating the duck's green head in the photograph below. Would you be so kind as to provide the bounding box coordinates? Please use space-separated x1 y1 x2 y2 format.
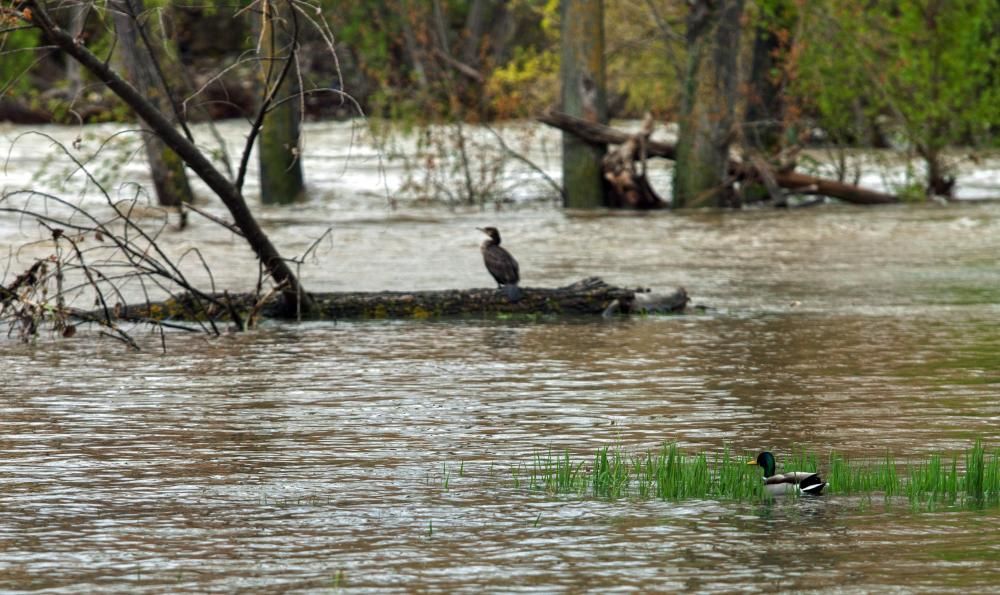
748 451 776 477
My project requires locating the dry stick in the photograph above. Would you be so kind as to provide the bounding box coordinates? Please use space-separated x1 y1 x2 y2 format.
43 224 114 326
12 176 224 328
483 124 565 202
182 203 245 237
747 152 784 204
31 231 141 349
22 0 314 313
222 289 245 330
1 193 220 335
432 47 484 83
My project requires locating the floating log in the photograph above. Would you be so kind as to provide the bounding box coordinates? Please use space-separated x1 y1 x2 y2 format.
115 278 690 323
539 110 899 206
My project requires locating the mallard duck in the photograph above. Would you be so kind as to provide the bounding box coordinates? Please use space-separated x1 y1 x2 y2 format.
748 452 828 496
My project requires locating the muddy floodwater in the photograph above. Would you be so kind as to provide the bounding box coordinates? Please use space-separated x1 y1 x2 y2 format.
2 121 1000 592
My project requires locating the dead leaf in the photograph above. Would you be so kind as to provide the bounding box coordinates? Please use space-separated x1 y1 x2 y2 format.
62 325 77 338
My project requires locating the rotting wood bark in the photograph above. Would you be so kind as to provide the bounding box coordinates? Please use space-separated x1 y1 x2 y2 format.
112 278 689 322
539 110 900 206
602 114 667 209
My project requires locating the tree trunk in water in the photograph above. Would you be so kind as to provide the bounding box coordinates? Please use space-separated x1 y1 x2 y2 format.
674 0 745 208
744 1 794 153
258 0 305 205
560 0 607 208
920 144 955 198
110 0 194 209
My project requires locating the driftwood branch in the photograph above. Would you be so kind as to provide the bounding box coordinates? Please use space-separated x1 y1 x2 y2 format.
113 278 690 321
432 47 485 83
539 110 899 206
602 113 666 209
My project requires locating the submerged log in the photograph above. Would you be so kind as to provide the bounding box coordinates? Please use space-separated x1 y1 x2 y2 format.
115 278 690 323
539 110 899 206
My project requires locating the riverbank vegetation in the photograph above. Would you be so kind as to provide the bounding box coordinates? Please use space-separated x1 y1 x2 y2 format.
499 441 1000 508
3 0 997 202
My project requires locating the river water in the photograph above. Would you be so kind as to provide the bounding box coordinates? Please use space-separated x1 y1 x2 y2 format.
1 120 1000 592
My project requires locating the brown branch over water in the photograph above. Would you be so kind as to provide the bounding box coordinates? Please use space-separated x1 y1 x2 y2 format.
539 110 900 206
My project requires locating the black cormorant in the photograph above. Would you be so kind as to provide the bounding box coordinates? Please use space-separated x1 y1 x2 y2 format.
477 226 522 301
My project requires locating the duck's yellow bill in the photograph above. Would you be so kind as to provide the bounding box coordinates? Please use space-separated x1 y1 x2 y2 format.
746 459 757 465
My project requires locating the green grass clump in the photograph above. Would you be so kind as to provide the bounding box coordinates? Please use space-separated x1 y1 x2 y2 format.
518 444 763 501
505 441 999 508
906 440 1000 508
826 451 900 496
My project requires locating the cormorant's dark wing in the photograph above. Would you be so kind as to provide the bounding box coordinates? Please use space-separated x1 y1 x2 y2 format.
483 245 520 286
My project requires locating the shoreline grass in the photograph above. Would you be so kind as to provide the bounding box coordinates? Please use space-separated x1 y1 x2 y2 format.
508 440 999 508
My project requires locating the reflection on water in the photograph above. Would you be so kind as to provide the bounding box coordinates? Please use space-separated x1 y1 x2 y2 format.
2 122 1000 591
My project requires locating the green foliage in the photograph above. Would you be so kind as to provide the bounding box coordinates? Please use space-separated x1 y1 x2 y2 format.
487 46 559 118
791 0 1000 190
0 28 41 96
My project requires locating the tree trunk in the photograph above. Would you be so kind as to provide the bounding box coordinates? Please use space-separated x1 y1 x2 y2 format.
110 0 194 209
919 143 955 198
744 1 794 154
560 0 607 208
258 0 305 205
461 0 497 67
674 0 745 208
24 0 314 314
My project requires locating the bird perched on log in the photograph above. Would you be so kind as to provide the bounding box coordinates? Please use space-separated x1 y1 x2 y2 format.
477 226 522 302
748 451 828 496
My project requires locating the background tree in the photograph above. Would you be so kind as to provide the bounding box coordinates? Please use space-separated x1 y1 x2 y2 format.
257 0 306 204
560 0 608 208
110 0 195 209
791 0 1000 198
673 0 745 208
743 0 797 154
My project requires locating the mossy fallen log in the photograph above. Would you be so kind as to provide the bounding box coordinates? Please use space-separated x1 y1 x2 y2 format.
115 278 690 323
